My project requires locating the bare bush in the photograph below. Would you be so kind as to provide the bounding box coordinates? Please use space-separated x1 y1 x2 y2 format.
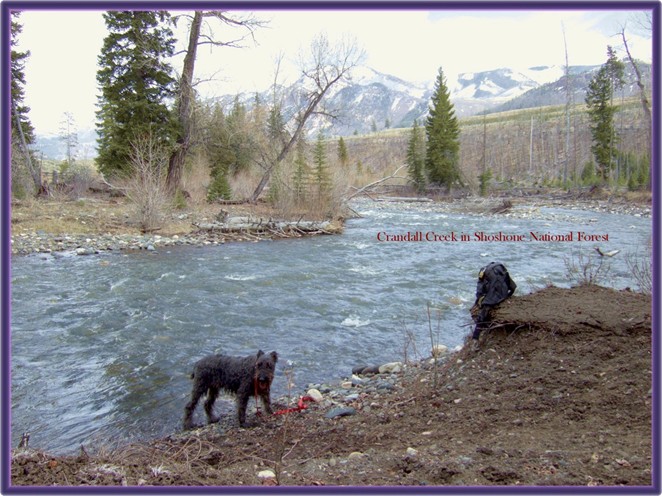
563 249 611 286
625 238 652 295
125 135 172 233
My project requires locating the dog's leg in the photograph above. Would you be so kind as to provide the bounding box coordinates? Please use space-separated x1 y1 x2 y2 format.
237 392 250 427
204 386 220 424
261 392 273 415
183 382 205 430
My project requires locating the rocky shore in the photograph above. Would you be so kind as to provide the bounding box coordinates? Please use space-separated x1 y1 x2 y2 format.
9 195 651 257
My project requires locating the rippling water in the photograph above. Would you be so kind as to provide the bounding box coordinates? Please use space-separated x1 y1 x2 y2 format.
10 200 651 453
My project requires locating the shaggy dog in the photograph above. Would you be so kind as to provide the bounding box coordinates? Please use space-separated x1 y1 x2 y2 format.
183 350 278 429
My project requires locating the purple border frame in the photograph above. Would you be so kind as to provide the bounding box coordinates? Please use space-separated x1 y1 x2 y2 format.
1 1 659 494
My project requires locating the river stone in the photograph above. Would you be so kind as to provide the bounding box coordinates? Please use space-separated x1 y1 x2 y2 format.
306 388 323 403
325 407 356 419
431 344 449 357
378 362 403 374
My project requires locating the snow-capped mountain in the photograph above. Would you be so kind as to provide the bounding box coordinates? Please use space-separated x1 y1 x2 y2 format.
214 64 598 137
34 61 651 158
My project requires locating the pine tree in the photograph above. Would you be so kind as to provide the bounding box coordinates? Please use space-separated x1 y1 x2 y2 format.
226 96 253 174
337 137 349 168
292 138 310 204
585 47 624 183
10 12 39 196
10 12 34 144
206 104 234 201
425 67 460 188
96 11 177 177
312 133 331 202
406 119 426 193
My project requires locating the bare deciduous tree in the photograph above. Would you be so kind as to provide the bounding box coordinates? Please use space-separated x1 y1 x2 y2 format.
250 34 364 202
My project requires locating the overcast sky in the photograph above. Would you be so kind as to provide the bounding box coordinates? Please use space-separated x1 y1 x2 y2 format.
15 7 653 136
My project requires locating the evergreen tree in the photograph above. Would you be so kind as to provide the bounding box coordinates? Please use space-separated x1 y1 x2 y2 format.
337 137 349 168
292 138 310 204
206 104 234 201
96 11 177 177
585 47 624 183
312 133 331 202
406 119 426 193
425 67 461 188
10 12 39 197
10 12 34 144
226 96 253 174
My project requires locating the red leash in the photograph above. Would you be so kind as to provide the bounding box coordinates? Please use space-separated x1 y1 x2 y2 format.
273 395 315 416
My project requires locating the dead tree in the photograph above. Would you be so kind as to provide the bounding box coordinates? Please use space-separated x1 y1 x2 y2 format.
250 34 363 202
620 26 652 150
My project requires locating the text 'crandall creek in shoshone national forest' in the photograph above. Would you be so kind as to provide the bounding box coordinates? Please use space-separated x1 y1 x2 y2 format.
375 231 610 242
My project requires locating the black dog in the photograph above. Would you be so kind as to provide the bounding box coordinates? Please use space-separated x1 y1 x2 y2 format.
183 350 278 429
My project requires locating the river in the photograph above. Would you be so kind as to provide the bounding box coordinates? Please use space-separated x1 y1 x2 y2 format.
10 199 651 453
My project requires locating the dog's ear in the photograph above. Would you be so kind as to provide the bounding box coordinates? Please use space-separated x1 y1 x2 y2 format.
270 351 278 362
256 350 264 358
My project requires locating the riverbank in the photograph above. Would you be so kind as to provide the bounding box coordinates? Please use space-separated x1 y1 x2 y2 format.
8 191 652 256
10 284 652 487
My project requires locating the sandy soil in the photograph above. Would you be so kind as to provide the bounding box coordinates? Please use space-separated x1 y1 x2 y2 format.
10 284 653 489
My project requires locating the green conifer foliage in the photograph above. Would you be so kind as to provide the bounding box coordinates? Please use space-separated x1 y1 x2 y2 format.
425 68 460 188
10 12 34 144
96 11 177 177
337 137 349 168
292 139 310 204
406 119 426 193
312 133 331 202
585 46 625 183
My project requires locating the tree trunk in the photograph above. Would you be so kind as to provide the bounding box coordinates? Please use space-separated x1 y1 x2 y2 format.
621 29 652 152
12 99 42 195
166 11 202 194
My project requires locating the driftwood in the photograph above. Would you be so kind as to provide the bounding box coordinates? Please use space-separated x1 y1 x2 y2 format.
193 216 338 238
345 164 408 202
491 199 513 214
375 197 433 203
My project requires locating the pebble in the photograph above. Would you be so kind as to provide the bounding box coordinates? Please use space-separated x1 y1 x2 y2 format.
325 407 356 419
378 362 403 374
257 469 275 479
306 388 323 403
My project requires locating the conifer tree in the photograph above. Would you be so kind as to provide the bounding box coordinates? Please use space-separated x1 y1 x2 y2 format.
406 119 426 193
206 104 233 201
10 12 39 196
585 47 625 182
292 138 309 205
425 67 460 188
312 133 331 202
337 137 349 168
96 11 177 177
10 13 34 144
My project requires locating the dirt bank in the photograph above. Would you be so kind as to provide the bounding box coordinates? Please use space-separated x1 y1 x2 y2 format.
10 284 653 489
